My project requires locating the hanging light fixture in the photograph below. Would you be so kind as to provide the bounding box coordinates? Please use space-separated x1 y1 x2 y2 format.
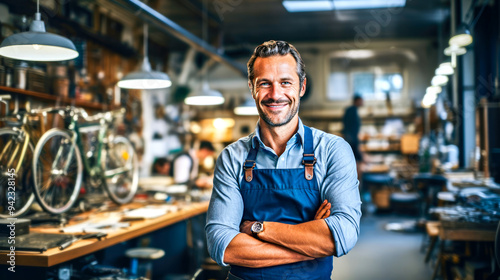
118 24 171 89
431 75 449 86
184 0 224 106
449 24 473 47
435 62 454 75
444 45 466 68
185 81 225 105
0 0 78 61
234 96 258 116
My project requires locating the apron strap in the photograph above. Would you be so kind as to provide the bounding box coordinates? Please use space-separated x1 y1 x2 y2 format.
302 126 316 181
243 126 316 182
243 138 259 182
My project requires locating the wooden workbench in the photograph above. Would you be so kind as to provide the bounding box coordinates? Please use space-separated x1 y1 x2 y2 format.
0 201 209 267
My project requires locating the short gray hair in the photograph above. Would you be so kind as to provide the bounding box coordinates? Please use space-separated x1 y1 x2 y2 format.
247 40 306 89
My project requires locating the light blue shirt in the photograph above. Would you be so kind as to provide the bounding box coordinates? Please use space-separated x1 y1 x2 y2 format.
206 118 362 266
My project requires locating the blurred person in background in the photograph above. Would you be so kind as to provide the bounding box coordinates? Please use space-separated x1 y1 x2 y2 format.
342 95 364 179
206 40 361 280
151 157 171 176
170 140 216 188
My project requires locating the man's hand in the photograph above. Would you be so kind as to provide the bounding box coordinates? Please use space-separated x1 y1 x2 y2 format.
240 220 255 235
314 200 331 220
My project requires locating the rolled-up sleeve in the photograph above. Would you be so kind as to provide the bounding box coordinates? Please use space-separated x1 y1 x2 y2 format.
321 138 362 257
205 148 244 266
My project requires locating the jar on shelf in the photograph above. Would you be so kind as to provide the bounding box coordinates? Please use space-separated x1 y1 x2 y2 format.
13 62 28 90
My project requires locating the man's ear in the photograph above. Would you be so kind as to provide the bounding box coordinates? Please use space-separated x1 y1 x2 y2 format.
299 78 307 97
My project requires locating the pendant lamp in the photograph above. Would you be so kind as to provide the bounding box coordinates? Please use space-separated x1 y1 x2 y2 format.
449 24 473 47
184 0 224 106
185 81 225 105
444 45 466 68
117 24 171 89
435 62 454 76
234 96 258 116
0 0 78 61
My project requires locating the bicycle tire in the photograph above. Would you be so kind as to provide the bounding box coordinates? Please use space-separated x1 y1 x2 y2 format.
0 128 35 218
101 136 139 204
32 128 83 214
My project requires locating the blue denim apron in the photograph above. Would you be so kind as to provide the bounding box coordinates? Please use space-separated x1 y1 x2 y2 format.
230 126 333 280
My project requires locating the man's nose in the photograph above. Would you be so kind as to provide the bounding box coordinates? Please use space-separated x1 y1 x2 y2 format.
268 82 282 99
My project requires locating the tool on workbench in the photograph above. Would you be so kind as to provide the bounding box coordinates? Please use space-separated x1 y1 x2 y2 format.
59 232 108 250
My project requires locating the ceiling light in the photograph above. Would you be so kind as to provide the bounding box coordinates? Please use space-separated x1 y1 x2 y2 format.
444 45 467 56
435 62 454 75
234 97 259 116
422 92 438 108
0 1 78 61
283 0 406 12
431 75 449 86
449 24 473 47
444 45 467 68
426 86 442 95
118 25 171 89
283 1 333 12
184 81 225 106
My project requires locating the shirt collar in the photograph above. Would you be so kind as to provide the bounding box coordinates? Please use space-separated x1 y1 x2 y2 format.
251 118 305 149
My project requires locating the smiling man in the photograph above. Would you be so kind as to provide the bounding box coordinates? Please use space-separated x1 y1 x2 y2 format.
206 40 361 280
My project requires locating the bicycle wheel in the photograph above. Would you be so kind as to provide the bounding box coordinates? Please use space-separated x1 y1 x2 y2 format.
0 128 35 218
32 128 83 214
101 136 138 204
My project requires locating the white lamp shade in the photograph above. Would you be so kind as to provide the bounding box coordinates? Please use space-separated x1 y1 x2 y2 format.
185 82 225 106
118 56 172 89
0 13 78 61
234 97 258 115
444 45 467 56
431 75 449 86
117 70 172 89
426 86 442 95
435 62 454 75
449 25 473 47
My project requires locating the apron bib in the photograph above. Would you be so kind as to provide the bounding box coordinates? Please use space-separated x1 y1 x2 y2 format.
231 126 333 280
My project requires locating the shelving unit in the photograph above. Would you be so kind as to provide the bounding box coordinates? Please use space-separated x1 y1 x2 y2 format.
0 86 108 110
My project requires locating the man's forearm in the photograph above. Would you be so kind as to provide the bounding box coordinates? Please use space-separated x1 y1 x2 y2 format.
257 220 335 258
224 233 314 268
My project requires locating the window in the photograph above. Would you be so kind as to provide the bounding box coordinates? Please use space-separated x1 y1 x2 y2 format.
327 58 404 101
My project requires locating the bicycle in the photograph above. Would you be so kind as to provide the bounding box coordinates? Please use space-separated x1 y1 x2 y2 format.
32 106 139 214
0 95 39 218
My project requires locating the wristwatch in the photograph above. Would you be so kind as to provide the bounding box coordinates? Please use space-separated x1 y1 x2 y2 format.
251 221 264 236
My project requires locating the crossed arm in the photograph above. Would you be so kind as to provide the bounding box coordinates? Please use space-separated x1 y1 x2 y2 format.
223 201 334 268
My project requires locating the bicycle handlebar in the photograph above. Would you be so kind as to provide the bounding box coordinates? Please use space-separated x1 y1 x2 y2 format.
84 108 126 122
30 106 125 124
30 106 89 118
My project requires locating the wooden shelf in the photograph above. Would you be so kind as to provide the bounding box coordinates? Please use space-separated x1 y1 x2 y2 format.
0 86 108 110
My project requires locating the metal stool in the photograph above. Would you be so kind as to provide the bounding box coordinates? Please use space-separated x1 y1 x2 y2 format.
126 247 165 279
389 192 421 215
363 173 394 209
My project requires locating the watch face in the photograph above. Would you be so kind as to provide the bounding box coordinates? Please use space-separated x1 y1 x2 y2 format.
252 222 263 233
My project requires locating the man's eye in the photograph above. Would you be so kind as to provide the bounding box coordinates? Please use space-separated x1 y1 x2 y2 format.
282 81 291 86
260 82 270 87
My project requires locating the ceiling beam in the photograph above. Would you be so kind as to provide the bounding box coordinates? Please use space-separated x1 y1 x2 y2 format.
108 0 247 77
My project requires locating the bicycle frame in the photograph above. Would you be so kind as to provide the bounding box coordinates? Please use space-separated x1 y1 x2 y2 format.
0 116 32 175
62 113 108 183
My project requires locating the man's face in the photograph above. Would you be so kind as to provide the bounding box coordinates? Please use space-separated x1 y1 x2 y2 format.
250 54 305 127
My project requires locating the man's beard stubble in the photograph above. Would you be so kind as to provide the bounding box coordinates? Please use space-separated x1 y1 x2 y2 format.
258 97 300 127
